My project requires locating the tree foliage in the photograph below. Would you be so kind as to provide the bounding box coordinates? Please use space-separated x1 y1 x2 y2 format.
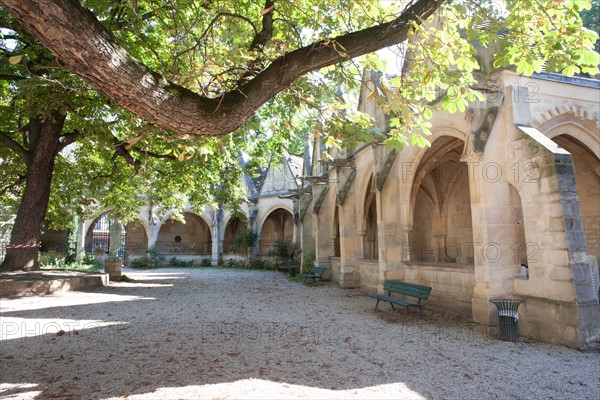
1 0 597 148
0 6 274 230
581 0 600 52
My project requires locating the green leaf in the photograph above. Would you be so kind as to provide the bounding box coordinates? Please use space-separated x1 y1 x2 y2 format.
561 64 580 76
423 107 433 120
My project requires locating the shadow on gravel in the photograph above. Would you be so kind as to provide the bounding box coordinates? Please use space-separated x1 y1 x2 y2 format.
1 268 598 400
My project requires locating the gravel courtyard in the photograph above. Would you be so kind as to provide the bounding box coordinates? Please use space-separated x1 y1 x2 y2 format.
1 267 599 399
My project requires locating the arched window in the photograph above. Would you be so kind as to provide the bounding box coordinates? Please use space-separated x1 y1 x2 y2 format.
85 214 126 257
553 135 600 262
223 217 246 253
157 213 212 254
410 137 473 263
124 220 148 258
363 180 378 260
259 208 293 256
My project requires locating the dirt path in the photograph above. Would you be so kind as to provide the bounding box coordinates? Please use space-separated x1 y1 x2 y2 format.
1 267 598 399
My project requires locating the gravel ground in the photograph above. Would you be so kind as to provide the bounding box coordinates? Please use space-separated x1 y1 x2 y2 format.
0 267 599 399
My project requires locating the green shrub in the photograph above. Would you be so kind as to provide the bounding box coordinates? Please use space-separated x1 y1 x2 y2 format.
250 259 275 270
145 246 164 266
83 254 96 264
168 257 194 268
233 228 258 266
40 255 102 272
226 259 244 268
302 248 315 273
201 258 212 267
114 274 135 282
272 239 300 266
129 257 151 269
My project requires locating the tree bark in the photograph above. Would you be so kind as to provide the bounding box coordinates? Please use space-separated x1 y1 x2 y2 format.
0 113 65 271
0 0 443 137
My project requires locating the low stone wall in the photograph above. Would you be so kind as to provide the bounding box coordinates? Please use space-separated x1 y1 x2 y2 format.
329 257 341 284
399 262 475 316
222 254 245 263
1 270 108 296
358 259 379 293
126 254 212 266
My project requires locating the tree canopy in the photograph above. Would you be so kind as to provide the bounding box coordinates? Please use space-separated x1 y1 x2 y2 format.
0 15 256 226
3 0 598 144
0 0 598 271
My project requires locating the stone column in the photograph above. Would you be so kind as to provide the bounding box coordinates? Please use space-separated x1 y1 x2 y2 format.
400 225 413 263
461 150 496 325
433 233 447 262
75 219 86 263
376 188 394 288
212 207 223 266
147 207 158 249
248 202 259 261
337 203 360 289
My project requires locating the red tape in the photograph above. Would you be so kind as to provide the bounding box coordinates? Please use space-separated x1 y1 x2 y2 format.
3 243 40 249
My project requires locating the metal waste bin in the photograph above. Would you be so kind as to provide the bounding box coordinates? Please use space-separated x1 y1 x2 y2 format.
490 299 523 342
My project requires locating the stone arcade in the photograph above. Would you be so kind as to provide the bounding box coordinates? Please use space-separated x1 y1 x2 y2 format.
300 70 600 350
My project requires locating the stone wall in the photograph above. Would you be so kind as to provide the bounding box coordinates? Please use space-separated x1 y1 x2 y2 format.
507 124 598 349
357 259 379 293
552 135 600 263
400 263 475 316
329 257 341 284
125 221 147 258
156 213 211 254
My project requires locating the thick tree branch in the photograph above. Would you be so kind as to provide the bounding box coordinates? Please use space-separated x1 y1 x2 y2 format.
92 153 119 181
0 174 25 197
0 132 30 164
236 0 277 83
0 74 26 80
249 0 276 51
58 130 82 151
112 138 142 173
0 0 443 137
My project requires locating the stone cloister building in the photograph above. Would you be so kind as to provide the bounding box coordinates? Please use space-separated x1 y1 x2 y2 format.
54 67 599 350
76 156 301 266
298 70 599 349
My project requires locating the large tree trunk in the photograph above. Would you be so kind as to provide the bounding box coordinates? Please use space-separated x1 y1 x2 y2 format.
0 113 65 272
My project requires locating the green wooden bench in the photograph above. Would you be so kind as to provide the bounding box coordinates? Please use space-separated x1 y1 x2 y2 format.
368 280 432 313
302 266 326 284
